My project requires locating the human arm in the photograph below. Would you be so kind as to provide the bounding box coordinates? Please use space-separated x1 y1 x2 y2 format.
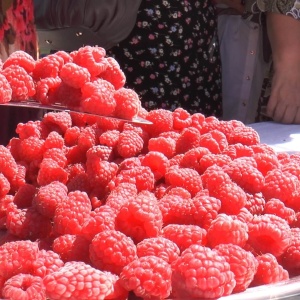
212 0 244 14
266 12 300 124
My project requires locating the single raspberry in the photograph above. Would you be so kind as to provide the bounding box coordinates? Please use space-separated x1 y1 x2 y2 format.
252 253 289 286
67 172 91 194
32 53 64 80
165 166 203 196
0 173 10 197
43 261 114 300
42 111 72 135
214 243 258 293
171 244 235 299
99 129 120 148
32 249 64 278
247 214 292 257
175 127 201 154
199 130 228 154
53 190 92 235
95 115 124 131
198 153 232 174
162 224 207 252
77 124 101 151
2 65 35 101
2 274 46 300
90 229 137 275
44 131 65 150
80 79 116 116
206 214 248 248
136 237 180 264
3 50 36 73
43 148 67 168
227 125 260 146
190 112 206 132
54 82 82 108
53 234 90 263
148 136 176 158
115 190 163 243
54 50 73 63
113 87 141 120
60 62 91 88
18 136 44 163
222 143 254 159
0 73 12 103
264 198 296 225
253 152 280 176
172 107 192 130
200 116 221 134
116 130 144 158
120 256 172 299
64 126 81 146
34 76 62 104
81 205 116 241
145 109 174 137
15 120 46 140
165 186 192 198
281 161 300 181
201 165 232 191
118 156 142 171
0 195 14 229
73 45 107 76
180 146 210 173
100 56 126 89
0 240 39 279
104 272 128 300
13 183 37 208
244 192 266 215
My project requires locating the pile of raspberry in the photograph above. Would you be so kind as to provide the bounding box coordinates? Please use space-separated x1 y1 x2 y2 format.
0 47 141 121
0 49 300 300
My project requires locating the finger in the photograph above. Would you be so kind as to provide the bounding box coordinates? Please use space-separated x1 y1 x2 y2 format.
293 107 300 124
271 101 287 123
280 105 297 124
266 94 279 119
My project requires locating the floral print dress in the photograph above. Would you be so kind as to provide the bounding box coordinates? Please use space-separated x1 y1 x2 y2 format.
107 0 222 117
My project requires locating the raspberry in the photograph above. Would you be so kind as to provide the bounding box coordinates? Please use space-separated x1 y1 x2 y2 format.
228 125 260 146
115 191 163 243
116 129 144 158
10 163 27 192
190 112 205 132
90 229 137 275
0 145 20 183
60 62 91 89
77 125 101 151
96 115 124 131
3 50 36 73
198 153 232 174
2 274 46 300
0 73 12 103
34 76 62 104
42 111 72 135
32 249 64 278
81 79 116 116
43 261 114 300
54 50 73 63
120 256 172 299
73 45 107 77
44 131 65 149
99 129 120 148
148 136 176 158
199 130 228 154
244 192 266 215
252 253 289 286
162 224 207 252
13 183 36 208
222 160 265 194
54 82 82 108
200 116 221 134
206 214 248 248
172 107 192 130
0 173 10 197
15 120 46 140
114 87 141 120
180 146 210 173
175 127 201 154
33 53 64 80
145 109 174 137
264 198 296 225
81 205 116 241
53 191 92 235
281 161 300 181
64 126 81 146
214 244 258 293
201 165 232 191
18 136 44 163
247 214 292 257
136 237 180 264
171 244 235 299
2 65 36 101
43 148 67 168
222 143 254 159
53 234 90 263
100 56 126 89
253 152 280 176
165 166 203 196
0 240 39 279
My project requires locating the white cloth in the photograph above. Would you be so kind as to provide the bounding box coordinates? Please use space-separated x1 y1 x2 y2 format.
218 15 270 124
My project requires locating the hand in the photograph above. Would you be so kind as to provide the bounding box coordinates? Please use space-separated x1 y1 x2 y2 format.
212 0 244 13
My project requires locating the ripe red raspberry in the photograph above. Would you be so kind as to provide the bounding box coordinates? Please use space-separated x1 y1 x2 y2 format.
33 53 64 79
117 130 144 158
200 116 221 133
44 131 65 150
90 229 137 275
64 126 81 146
42 111 72 135
120 256 172 299
34 76 62 104
81 205 116 241
2 65 35 101
100 56 126 89
55 50 73 63
73 45 107 76
0 173 10 197
53 234 90 263
53 190 92 235
99 129 120 148
180 146 210 173
190 112 206 132
60 62 91 88
15 120 46 140
199 130 228 154
76 125 100 151
253 152 279 176
222 143 254 159
32 249 64 278
3 50 36 73
207 214 248 248
247 214 292 257
201 165 232 191
2 274 46 300
148 136 176 158
81 79 116 116
281 161 300 181
228 125 260 146
43 148 67 168
18 136 44 163
0 73 12 103
113 87 141 120
172 107 192 130
198 153 232 174
165 166 203 196
145 109 173 137
54 82 82 108
13 183 36 208
43 261 114 300
175 127 201 154
136 237 180 264
214 243 258 293
172 244 235 299
245 192 266 215
0 240 39 280
162 224 207 252
252 253 289 286
115 190 163 243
